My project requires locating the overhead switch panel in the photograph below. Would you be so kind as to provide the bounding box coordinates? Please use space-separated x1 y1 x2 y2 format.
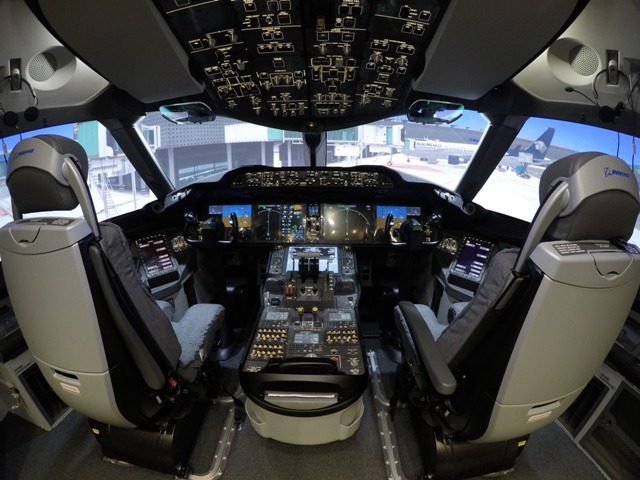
153 0 448 127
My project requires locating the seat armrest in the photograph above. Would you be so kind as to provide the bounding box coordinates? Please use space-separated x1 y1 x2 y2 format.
399 301 457 396
448 301 469 323
155 300 175 321
171 304 225 382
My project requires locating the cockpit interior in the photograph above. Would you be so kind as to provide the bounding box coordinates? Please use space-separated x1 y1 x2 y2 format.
1 1 640 479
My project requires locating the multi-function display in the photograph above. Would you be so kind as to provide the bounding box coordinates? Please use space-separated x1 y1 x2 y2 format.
208 204 252 229
286 246 339 273
375 205 422 230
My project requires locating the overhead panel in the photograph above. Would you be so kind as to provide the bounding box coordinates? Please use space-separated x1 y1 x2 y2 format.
153 0 448 128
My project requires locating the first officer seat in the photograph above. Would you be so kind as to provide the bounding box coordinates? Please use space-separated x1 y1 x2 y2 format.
394 152 640 479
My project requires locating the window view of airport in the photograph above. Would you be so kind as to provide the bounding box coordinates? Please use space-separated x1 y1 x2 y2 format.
2 111 637 242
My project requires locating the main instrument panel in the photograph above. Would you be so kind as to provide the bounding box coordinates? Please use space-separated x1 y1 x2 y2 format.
188 202 423 244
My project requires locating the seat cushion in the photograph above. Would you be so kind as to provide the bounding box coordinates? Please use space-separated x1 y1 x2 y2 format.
171 304 225 382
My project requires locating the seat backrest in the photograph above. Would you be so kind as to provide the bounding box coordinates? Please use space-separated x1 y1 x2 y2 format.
0 135 180 428
438 152 640 443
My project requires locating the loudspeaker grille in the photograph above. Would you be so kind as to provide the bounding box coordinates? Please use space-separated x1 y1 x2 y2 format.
569 45 599 76
28 52 57 82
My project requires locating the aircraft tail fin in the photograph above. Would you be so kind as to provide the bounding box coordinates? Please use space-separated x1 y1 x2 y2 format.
522 127 555 160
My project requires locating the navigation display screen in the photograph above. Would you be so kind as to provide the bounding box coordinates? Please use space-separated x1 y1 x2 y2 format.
322 204 374 242
450 238 493 281
286 246 338 273
136 234 178 278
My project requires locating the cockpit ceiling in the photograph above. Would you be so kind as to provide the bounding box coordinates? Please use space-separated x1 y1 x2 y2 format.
155 0 446 128
28 0 586 131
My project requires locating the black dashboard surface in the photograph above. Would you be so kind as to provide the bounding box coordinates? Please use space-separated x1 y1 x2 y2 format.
127 165 530 303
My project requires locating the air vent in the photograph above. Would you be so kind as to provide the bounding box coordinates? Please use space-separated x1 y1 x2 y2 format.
569 45 599 77
28 52 58 82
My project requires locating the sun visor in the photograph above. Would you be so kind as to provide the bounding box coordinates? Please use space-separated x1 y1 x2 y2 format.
35 0 204 103
413 0 584 99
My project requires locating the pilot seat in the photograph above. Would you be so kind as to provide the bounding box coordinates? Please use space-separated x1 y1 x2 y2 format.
394 152 640 479
0 135 227 477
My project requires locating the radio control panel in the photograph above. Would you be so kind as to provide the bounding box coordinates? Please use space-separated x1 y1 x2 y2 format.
243 307 364 376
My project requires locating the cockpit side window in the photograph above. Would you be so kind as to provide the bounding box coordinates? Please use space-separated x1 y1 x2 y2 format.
474 117 640 244
0 121 156 230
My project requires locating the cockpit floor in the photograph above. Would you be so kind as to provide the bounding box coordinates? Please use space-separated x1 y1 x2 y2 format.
0 338 606 480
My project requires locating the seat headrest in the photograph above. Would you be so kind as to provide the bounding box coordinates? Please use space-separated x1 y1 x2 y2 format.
7 135 89 215
539 151 639 241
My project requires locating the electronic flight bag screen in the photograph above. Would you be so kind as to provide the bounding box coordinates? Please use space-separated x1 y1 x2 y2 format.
450 237 494 282
136 234 178 280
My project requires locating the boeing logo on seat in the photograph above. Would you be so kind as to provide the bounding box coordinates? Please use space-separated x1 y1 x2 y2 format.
604 167 630 178
16 148 34 157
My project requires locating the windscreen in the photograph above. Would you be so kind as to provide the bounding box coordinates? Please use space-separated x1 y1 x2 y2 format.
140 111 488 190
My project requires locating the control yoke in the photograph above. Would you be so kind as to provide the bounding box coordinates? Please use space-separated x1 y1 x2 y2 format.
385 214 442 249
184 211 238 246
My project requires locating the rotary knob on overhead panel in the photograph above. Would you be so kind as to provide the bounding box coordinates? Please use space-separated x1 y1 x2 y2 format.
396 56 408 68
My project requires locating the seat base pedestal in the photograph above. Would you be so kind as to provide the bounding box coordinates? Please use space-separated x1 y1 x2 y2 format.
246 396 365 445
411 408 527 480
89 401 208 477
